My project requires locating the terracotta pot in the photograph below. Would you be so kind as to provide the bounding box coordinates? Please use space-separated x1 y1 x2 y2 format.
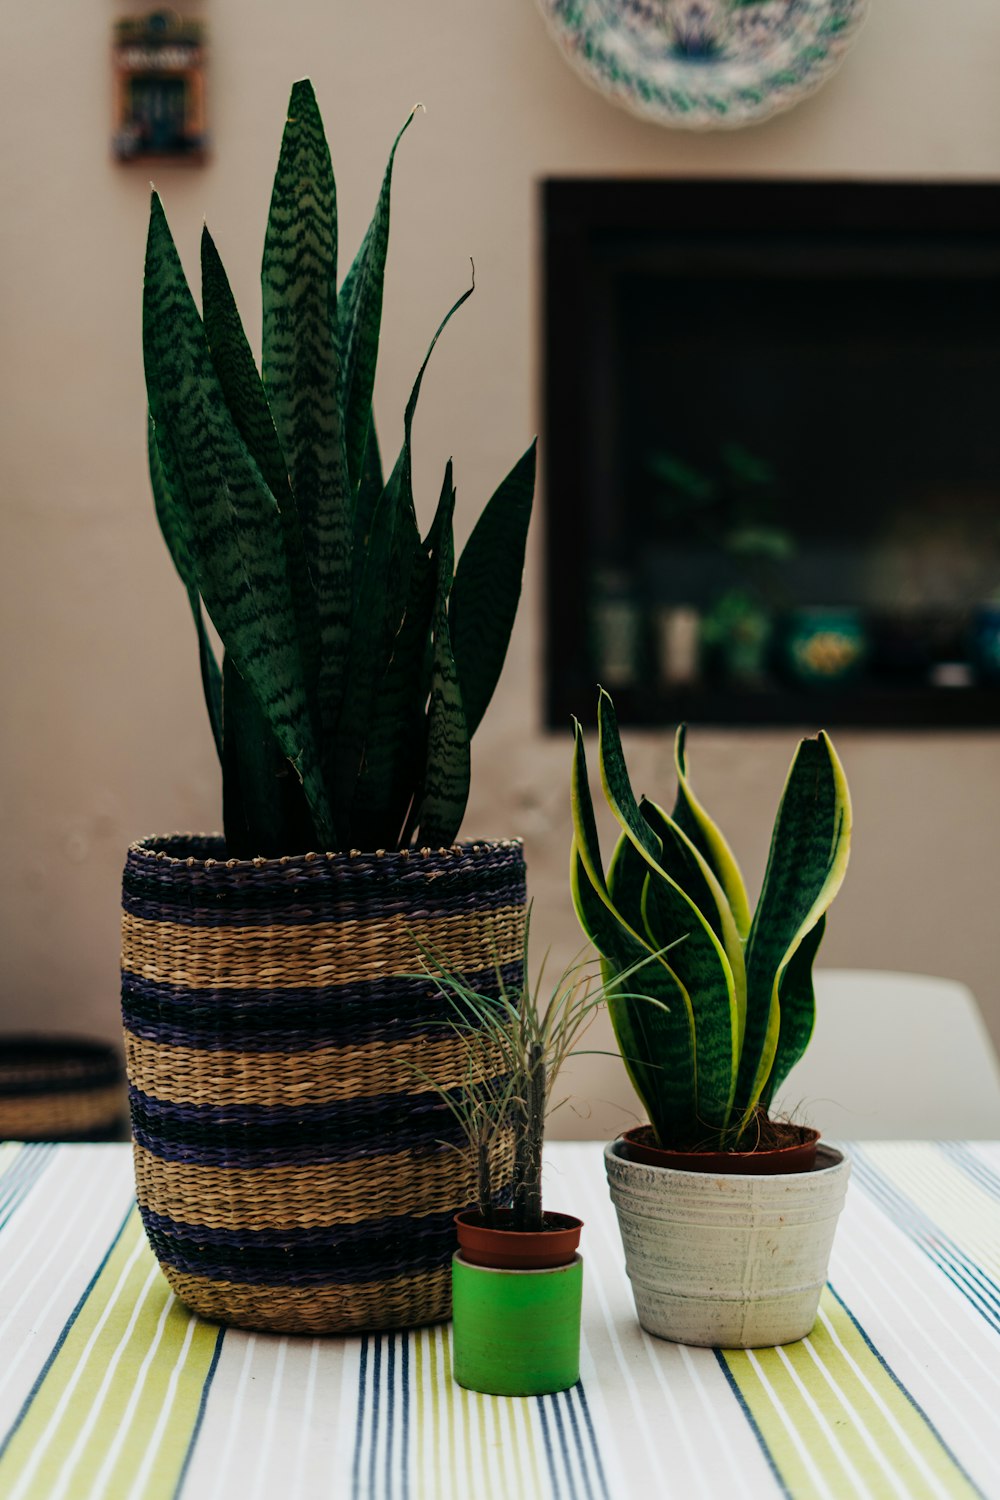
454 1210 583 1270
621 1123 820 1175
605 1138 850 1348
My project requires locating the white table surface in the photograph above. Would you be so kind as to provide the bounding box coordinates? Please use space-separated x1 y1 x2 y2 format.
0 1139 998 1499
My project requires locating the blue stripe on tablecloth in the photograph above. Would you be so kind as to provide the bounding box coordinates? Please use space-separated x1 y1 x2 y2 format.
171 1327 226 1500
400 1332 410 1500
0 1199 133 1462
537 1384 607 1500
352 1333 368 1500
0 1144 54 1235
536 1396 564 1500
713 1349 793 1500
551 1392 581 1500
940 1140 1000 1199
851 1146 1000 1335
571 1382 611 1500
370 1334 382 1500
350 1333 410 1500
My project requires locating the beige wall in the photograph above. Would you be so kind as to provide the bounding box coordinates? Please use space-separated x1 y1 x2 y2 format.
3 1 1000 1138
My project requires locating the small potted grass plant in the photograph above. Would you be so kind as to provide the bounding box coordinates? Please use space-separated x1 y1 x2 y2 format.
416 920 654 1395
571 688 853 1348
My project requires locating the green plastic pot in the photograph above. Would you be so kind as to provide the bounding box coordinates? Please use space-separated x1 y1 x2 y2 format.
451 1252 583 1396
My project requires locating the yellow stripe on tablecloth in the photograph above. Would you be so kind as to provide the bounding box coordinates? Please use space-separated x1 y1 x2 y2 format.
722 1286 980 1500
412 1323 546 1500
0 1209 220 1500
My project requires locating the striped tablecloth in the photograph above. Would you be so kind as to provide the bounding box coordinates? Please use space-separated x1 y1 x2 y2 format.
0 1140 997 1500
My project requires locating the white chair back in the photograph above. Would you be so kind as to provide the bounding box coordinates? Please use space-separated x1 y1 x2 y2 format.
774 969 1000 1140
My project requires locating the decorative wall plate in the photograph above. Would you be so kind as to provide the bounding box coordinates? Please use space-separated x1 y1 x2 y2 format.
536 0 869 130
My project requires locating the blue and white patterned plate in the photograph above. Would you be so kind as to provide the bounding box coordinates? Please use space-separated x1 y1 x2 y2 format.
537 0 869 130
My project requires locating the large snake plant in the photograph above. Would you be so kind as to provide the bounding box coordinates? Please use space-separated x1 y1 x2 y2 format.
143 81 534 857
571 690 852 1151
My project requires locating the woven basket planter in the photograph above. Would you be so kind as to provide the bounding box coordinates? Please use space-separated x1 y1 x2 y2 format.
120 834 526 1334
0 1036 125 1141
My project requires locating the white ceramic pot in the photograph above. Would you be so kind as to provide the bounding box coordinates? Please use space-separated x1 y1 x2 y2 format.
604 1139 850 1348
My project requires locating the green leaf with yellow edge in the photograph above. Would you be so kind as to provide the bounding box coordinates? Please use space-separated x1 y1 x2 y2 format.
760 914 826 1113
597 690 738 1137
734 732 852 1132
570 723 696 1144
672 724 752 941
640 796 747 1060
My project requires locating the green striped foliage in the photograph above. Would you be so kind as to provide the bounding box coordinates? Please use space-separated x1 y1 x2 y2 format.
143 81 534 856
570 688 852 1150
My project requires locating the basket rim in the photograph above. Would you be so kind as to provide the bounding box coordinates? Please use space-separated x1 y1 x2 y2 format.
126 834 525 874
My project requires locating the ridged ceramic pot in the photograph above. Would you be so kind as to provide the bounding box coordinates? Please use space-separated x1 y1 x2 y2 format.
120 835 526 1334
605 1138 850 1348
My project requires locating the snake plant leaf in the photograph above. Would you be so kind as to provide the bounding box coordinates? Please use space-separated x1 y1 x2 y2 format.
759 914 826 1113
332 470 420 834
734 733 852 1129
262 78 351 746
449 440 536 739
352 417 385 609
337 109 419 494
672 725 752 941
201 228 288 503
416 492 469 846
641 796 747 1060
570 725 696 1143
200 227 320 700
143 191 336 848
596 691 738 1134
351 462 451 849
604 837 698 1140
388 279 475 529
336 283 471 837
148 414 222 759
572 844 693 1144
221 654 318 858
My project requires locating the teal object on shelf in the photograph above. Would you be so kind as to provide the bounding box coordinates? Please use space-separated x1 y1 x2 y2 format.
970 605 1000 683
783 607 868 687
451 1253 583 1396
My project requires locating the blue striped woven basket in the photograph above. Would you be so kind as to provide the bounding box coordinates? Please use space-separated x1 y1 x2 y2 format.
120 835 525 1333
